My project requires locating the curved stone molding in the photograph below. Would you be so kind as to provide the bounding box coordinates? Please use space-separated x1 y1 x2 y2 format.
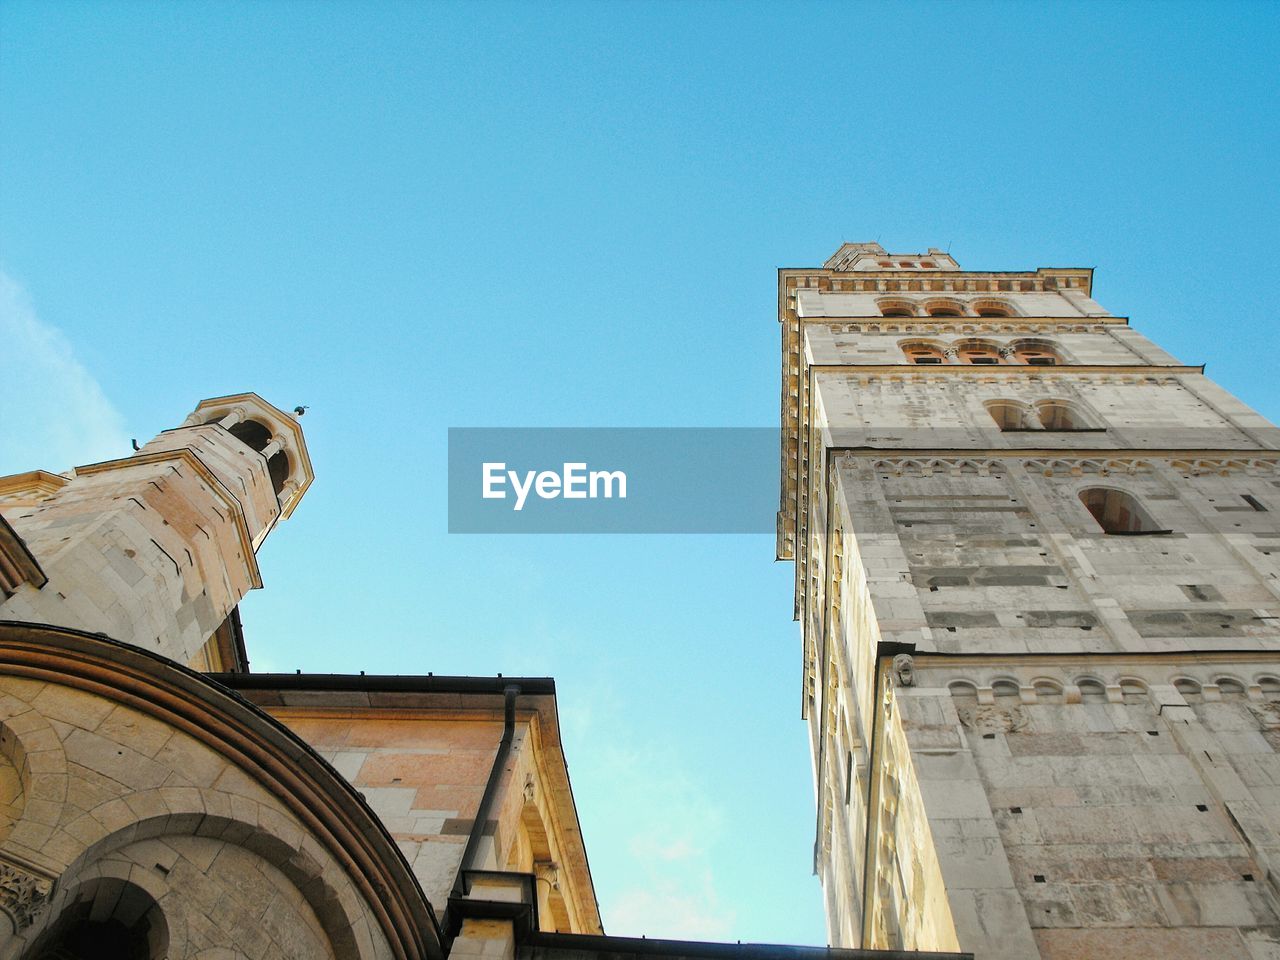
0 621 441 960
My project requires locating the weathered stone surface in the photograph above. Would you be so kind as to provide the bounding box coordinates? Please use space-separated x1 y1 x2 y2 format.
783 244 1280 956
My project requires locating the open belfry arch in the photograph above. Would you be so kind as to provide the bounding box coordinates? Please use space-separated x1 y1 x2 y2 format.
779 243 1280 958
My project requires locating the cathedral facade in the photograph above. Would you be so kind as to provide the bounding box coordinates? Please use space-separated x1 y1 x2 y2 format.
777 243 1280 959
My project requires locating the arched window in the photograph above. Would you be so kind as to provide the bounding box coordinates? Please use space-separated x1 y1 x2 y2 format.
267 450 290 495
1011 340 1061 365
228 419 272 452
972 299 1016 318
1174 678 1203 704
227 419 290 497
901 340 946 364
1034 680 1064 703
923 299 966 318
878 299 917 317
955 338 1003 364
992 680 1021 701
1076 678 1108 703
986 400 1037 431
1036 400 1093 431
1216 678 1247 700
1079 487 1167 535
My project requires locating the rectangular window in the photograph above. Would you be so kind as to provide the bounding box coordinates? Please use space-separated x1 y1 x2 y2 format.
1243 494 1268 512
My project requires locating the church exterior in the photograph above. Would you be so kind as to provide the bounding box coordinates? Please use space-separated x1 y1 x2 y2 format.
777 244 1280 959
3 240 1276 959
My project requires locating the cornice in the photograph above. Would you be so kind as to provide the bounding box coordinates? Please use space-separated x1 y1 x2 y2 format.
0 516 45 596
0 622 443 960
826 447 1280 460
801 316 1129 328
779 265 1095 299
0 471 69 504
808 363 1205 376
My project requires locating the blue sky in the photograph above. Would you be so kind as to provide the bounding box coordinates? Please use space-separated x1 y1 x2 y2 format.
2 0 1278 945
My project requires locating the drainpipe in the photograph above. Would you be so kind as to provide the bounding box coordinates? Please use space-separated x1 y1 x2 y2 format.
453 684 522 897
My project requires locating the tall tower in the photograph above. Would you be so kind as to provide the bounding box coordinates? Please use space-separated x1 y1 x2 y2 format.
0 393 314 669
778 243 1280 958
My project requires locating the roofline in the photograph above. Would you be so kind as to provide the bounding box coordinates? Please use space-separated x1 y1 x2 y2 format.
526 930 971 960
773 267 1095 273
216 672 557 696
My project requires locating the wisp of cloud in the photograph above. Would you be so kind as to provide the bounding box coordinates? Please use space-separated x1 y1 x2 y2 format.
0 271 128 474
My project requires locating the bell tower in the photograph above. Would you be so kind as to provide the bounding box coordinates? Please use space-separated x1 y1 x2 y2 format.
779 244 1280 958
0 392 313 669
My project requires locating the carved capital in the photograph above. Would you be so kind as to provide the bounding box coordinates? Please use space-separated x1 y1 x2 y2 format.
0 859 54 931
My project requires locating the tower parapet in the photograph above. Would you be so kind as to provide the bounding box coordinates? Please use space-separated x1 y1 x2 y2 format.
0 392 312 668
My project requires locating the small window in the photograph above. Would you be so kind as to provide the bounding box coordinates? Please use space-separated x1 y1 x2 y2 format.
987 401 1036 430
902 342 946 364
879 299 917 317
1174 679 1203 703
1216 678 1246 699
956 339 1003 364
1012 340 1062 365
899 261 915 268
1243 494 1268 512
973 300 1015 318
1079 488 1167 535
924 299 966 318
1037 401 1092 431
228 419 272 452
992 680 1021 702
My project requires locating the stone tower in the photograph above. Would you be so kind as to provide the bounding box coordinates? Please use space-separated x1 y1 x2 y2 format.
0 393 603 958
0 393 314 669
777 243 1280 959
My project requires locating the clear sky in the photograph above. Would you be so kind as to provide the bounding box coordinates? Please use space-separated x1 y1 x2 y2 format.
2 0 1278 946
